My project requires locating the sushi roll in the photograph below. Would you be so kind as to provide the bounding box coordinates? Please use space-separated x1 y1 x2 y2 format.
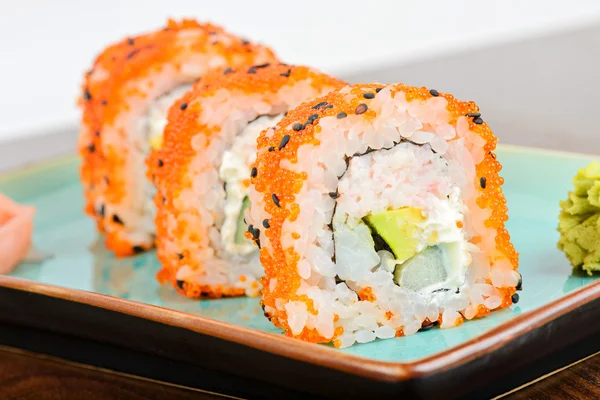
248 84 520 347
78 19 278 257
148 64 345 298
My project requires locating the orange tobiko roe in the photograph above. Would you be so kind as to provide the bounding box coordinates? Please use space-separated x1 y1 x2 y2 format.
78 18 278 257
251 83 520 344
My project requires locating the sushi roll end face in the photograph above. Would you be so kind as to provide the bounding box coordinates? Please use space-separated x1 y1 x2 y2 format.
248 84 520 347
149 64 345 298
78 19 278 257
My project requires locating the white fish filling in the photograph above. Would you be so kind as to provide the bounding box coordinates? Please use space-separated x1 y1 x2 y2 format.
333 142 470 295
219 114 284 255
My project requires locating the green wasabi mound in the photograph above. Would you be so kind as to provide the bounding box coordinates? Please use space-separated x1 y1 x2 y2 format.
558 161 600 275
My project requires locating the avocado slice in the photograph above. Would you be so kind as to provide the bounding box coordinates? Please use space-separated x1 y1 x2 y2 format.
234 196 252 244
363 207 425 263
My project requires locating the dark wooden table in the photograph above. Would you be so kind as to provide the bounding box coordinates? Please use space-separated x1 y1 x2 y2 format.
0 346 598 400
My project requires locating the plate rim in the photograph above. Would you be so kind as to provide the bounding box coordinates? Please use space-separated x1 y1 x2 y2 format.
0 274 597 382
0 143 599 382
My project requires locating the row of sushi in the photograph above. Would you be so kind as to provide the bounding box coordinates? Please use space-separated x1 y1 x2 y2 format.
79 19 521 347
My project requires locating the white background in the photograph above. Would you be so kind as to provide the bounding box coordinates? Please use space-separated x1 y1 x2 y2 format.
2 0 600 143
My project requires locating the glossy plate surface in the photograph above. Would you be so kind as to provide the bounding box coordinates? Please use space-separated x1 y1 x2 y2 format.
0 145 598 367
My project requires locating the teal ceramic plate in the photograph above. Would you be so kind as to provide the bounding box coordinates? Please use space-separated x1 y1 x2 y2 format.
0 144 599 399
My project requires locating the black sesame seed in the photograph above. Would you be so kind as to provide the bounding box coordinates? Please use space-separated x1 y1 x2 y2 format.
247 224 254 233
516 274 523 291
480 177 487 189
337 112 347 119
355 104 368 115
180 102 188 110
98 204 105 217
307 114 319 123
466 112 481 118
375 87 383 93
132 245 144 254
279 134 290 150
329 191 340 199
255 239 261 249
177 253 184 260
87 143 95 153
251 167 258 178
156 159 164 168
262 219 270 229
363 92 375 99
251 227 260 239
95 130 100 137
268 146 275 152
247 66 257 74
223 67 234 75
323 104 333 110
429 89 439 97
473 117 483 125
112 214 124 225
241 39 250 45
126 48 141 60
272 194 281 207
84 89 92 101
312 101 327 110
101 100 108 106
511 293 520 304
176 280 185 289
280 69 291 77
253 63 270 69
127 38 135 46
293 123 304 131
